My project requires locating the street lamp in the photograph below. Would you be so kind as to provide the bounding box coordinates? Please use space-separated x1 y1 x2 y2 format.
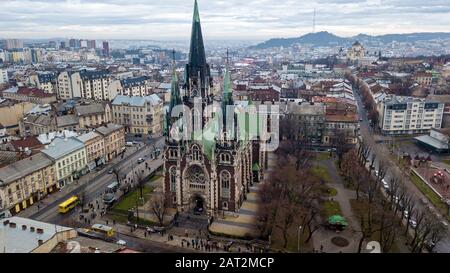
297 225 303 253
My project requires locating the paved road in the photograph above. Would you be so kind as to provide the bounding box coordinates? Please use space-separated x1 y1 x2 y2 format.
116 233 193 253
353 86 450 253
27 137 165 224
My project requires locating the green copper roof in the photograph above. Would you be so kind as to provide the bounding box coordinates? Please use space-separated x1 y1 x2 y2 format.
169 64 181 111
221 65 233 128
188 0 208 81
193 0 200 23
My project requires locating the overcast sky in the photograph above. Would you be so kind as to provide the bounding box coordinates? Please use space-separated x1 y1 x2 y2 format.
1 0 449 41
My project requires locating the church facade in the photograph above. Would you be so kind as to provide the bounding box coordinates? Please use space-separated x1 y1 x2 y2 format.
163 0 267 218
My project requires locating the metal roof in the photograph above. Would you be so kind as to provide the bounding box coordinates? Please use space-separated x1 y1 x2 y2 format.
0 153 53 186
0 217 74 253
41 137 84 160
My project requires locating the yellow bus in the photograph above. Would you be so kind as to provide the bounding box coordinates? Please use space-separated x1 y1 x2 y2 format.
58 196 79 214
91 224 115 237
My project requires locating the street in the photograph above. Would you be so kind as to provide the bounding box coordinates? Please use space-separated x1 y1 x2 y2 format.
22 137 165 224
352 86 450 253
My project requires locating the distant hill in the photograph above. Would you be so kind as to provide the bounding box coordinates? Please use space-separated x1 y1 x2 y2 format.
250 31 450 49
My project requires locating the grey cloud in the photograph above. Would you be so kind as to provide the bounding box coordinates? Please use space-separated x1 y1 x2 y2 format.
0 0 448 39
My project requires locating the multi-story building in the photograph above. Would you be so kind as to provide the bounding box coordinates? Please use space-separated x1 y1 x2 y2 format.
378 96 444 135
96 123 125 161
28 73 57 94
413 72 433 86
0 69 8 84
76 131 105 170
5 39 23 50
0 153 57 215
0 100 35 135
281 101 325 144
2 86 57 105
41 137 87 188
107 76 150 97
323 107 359 145
75 102 111 128
57 70 76 100
111 95 163 136
72 70 111 101
57 69 111 100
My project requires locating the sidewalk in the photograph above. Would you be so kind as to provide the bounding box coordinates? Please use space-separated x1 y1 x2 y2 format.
17 145 151 219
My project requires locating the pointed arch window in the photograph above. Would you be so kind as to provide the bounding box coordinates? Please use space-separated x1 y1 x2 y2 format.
169 166 177 192
220 170 231 199
192 145 202 161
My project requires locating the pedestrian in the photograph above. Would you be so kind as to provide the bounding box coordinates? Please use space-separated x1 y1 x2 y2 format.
144 231 147 237
113 220 116 225
106 220 109 225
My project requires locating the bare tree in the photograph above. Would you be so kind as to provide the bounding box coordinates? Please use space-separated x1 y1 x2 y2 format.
150 193 168 227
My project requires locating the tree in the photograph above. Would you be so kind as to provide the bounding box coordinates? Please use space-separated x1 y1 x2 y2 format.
136 170 147 201
150 193 168 227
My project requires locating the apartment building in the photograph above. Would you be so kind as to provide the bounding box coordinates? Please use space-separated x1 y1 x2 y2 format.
281 101 325 143
0 69 8 84
57 71 76 99
75 102 111 128
413 72 433 86
72 70 111 101
111 95 163 136
96 123 125 161
378 96 444 135
107 76 150 97
0 153 57 215
28 73 57 94
57 69 111 100
41 137 87 188
76 131 105 170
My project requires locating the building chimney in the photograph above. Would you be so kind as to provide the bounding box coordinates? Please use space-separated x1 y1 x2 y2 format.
38 239 44 246
30 226 35 232
9 222 16 228
3 220 9 226
22 224 27 230
36 228 44 234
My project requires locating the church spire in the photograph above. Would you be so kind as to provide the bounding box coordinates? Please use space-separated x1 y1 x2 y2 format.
185 0 211 102
221 49 233 130
169 49 181 112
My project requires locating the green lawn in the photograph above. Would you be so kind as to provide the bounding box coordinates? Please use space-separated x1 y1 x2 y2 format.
110 185 154 213
441 158 450 166
315 152 331 161
311 165 332 183
321 200 342 218
319 185 338 197
410 172 446 211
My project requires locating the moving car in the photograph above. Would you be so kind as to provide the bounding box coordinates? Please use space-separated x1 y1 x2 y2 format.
116 240 127 246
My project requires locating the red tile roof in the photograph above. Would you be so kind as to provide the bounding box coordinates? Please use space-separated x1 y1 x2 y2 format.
17 87 54 98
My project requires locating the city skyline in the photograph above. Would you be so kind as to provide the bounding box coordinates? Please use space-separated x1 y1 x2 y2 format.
1 0 450 41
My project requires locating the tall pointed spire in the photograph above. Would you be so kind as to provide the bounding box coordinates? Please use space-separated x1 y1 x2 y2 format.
221 49 233 129
188 0 207 71
169 49 181 111
193 0 200 23
185 0 211 102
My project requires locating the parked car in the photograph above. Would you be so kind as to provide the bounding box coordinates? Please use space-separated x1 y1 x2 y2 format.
108 169 114 174
138 158 144 164
441 221 449 228
409 219 417 229
116 240 127 246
